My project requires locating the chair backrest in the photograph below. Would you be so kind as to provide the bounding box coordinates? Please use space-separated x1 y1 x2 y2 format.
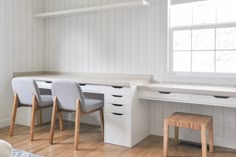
12 78 41 106
51 80 85 111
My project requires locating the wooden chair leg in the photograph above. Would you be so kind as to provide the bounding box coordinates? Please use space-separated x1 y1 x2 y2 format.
37 109 42 127
49 97 58 144
201 126 207 157
30 95 38 141
59 112 64 131
163 120 169 157
9 94 19 136
209 118 214 153
99 109 104 138
174 126 179 144
74 99 81 150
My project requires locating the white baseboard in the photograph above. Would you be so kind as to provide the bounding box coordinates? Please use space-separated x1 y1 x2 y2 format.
15 107 52 126
151 132 236 150
63 112 100 126
0 119 10 128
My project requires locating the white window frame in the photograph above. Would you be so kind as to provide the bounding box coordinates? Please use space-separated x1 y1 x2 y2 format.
163 0 236 85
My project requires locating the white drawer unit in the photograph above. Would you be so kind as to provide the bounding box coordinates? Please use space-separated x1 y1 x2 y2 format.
105 94 130 105
104 103 130 115
104 86 132 147
139 89 191 103
104 112 130 147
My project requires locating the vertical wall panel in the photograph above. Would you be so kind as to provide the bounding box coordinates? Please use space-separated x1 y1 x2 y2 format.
122 9 130 73
130 8 138 74
0 0 44 127
115 9 122 73
6 0 14 119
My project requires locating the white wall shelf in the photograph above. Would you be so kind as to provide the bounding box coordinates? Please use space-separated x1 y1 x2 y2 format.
33 0 151 18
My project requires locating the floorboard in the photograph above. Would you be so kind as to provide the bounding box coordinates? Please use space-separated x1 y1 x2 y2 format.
0 121 235 157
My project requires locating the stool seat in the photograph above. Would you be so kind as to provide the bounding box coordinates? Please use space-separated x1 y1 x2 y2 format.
166 112 212 130
163 112 214 157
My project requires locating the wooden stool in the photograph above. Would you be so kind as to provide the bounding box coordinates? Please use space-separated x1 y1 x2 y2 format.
163 112 214 157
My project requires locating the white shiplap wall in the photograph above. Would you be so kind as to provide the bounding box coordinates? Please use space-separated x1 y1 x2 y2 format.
0 0 44 127
43 0 236 149
43 0 158 77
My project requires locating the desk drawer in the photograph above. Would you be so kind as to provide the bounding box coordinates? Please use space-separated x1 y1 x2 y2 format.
191 94 236 107
105 103 130 114
105 86 130 96
37 81 52 89
104 113 130 147
80 84 105 94
105 94 130 105
140 90 191 102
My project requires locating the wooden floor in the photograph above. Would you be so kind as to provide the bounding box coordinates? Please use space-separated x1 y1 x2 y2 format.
1 121 236 157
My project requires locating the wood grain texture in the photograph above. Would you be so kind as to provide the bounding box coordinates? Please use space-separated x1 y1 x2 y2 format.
30 95 38 141
1 121 236 157
37 110 42 127
9 94 19 136
74 99 81 150
164 112 214 157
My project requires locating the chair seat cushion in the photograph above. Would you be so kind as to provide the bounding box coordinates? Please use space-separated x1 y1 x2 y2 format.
39 95 53 107
83 98 103 113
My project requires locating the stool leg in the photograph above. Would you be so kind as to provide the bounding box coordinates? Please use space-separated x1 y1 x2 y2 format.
174 127 179 144
201 126 207 157
163 120 169 157
209 119 214 153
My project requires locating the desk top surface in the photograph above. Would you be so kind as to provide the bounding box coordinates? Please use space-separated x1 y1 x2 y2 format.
139 83 236 97
14 72 152 87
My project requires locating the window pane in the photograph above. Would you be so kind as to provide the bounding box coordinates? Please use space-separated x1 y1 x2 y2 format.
170 4 192 27
192 29 215 50
216 51 236 73
216 0 236 23
216 27 236 50
173 30 191 50
192 51 214 72
173 51 191 72
192 1 216 25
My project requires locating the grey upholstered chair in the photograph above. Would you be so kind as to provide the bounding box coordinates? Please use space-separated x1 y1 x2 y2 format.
10 78 53 141
49 80 104 150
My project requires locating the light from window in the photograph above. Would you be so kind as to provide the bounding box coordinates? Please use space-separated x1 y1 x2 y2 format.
170 0 236 74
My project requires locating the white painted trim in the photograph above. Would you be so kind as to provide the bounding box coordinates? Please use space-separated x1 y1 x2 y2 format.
33 0 151 18
171 21 236 31
0 119 10 128
171 0 206 5
150 132 236 149
166 1 236 85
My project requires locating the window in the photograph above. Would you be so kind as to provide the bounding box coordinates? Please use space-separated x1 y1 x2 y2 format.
169 0 236 75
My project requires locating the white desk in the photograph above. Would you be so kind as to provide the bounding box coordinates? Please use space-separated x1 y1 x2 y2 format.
139 83 236 108
14 72 152 148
